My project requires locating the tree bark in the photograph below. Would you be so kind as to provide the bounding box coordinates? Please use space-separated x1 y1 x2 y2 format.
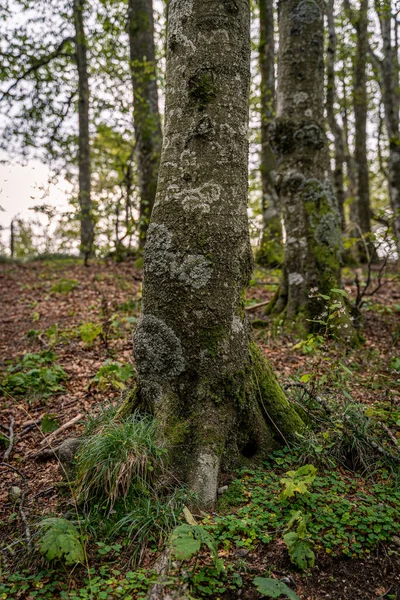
272 0 353 336
374 0 400 257
256 0 282 267
128 0 163 250
353 0 373 261
133 0 304 508
326 0 346 229
73 0 94 262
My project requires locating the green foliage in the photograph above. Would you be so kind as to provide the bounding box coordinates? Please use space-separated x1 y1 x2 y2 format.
38 518 84 566
41 413 60 433
292 334 324 355
253 577 300 599
390 356 400 372
113 490 188 565
0 351 68 398
0 567 157 599
79 322 103 346
279 465 317 500
90 360 135 391
213 450 400 561
283 511 315 571
75 411 166 510
170 524 220 566
50 279 79 294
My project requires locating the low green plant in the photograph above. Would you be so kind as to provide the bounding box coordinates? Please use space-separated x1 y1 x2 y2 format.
79 322 103 346
253 577 300 599
283 511 315 570
114 491 188 564
90 360 135 391
38 518 84 566
0 351 68 398
0 567 158 599
170 524 220 566
50 278 79 294
279 464 317 500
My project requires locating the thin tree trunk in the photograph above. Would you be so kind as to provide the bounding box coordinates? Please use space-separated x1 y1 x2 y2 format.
10 219 15 258
128 0 162 250
326 0 346 229
73 0 93 263
272 0 354 338
132 0 304 508
341 74 358 230
353 0 373 261
256 0 282 267
374 0 400 256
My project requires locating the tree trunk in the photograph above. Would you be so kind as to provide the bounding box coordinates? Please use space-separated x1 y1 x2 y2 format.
73 0 93 262
272 0 353 336
353 0 373 261
256 0 282 267
133 0 304 508
374 0 400 256
128 0 163 250
326 0 346 229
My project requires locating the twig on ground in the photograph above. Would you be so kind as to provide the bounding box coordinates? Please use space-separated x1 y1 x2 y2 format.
381 423 399 449
20 417 43 437
39 413 83 447
3 417 15 461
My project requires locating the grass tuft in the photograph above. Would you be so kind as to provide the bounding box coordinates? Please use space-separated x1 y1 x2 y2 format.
75 409 167 512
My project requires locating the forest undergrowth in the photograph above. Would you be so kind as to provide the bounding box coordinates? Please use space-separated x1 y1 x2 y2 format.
1 257 399 600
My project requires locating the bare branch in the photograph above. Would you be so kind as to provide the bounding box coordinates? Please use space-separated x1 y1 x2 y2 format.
0 36 75 102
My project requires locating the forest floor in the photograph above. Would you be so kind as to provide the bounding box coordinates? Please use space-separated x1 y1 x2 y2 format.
0 257 399 600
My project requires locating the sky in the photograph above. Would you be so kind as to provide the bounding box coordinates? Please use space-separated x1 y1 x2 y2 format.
0 160 70 230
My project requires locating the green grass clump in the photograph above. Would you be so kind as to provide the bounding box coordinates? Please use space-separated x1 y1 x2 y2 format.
50 278 79 294
75 410 167 511
73 407 188 567
0 351 68 399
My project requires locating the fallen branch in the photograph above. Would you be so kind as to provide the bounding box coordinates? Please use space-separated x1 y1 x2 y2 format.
3 417 15 461
39 413 83 447
245 300 271 312
381 423 399 449
20 417 43 437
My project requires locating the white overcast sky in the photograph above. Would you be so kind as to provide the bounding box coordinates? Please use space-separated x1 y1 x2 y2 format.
0 160 71 230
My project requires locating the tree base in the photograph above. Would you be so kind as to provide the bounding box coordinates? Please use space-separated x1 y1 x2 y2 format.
126 341 304 508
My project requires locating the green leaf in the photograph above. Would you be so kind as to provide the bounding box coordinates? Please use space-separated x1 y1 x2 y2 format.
300 373 313 383
283 532 315 571
253 577 300 599
38 518 84 566
280 465 317 500
41 414 60 433
330 288 348 297
169 526 201 560
169 524 218 564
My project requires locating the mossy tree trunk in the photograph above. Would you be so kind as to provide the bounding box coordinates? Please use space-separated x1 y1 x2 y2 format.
133 0 304 508
272 0 352 336
128 0 163 249
256 0 283 268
